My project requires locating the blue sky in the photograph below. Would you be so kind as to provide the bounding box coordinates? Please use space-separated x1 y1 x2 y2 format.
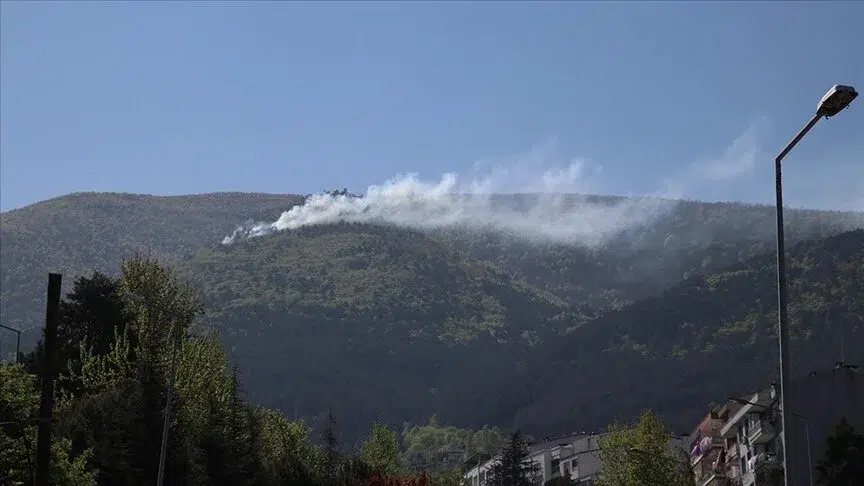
2 1 862 212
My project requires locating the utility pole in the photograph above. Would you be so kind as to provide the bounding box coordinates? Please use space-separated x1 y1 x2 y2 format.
34 273 62 486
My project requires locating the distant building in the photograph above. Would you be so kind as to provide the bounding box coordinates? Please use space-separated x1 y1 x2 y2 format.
464 432 605 486
464 431 688 486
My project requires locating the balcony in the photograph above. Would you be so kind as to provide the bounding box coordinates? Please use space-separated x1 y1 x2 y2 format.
741 453 782 486
753 454 783 484
690 435 725 465
745 418 775 444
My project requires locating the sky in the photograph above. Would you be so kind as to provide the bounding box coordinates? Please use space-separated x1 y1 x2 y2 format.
2 1 863 212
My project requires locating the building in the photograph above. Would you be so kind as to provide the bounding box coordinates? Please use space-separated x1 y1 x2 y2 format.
464 432 688 486
688 404 740 486
692 362 863 486
718 387 782 486
464 433 606 486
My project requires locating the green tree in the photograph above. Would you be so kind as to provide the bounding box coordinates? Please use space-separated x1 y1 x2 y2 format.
815 417 864 485
485 429 539 486
22 272 136 398
0 363 97 486
361 423 403 477
598 410 691 486
256 408 319 484
320 409 342 482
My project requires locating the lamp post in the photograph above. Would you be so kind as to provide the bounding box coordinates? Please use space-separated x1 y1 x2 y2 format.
773 83 857 486
727 397 812 486
0 324 22 363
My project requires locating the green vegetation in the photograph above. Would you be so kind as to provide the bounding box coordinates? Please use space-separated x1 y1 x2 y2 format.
815 418 864 485
597 410 691 486
2 192 863 447
4 256 471 485
484 429 539 486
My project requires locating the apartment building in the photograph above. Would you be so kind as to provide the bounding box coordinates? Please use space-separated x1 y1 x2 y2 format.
688 404 740 486
464 433 606 486
464 432 689 485
717 387 782 486
689 362 863 486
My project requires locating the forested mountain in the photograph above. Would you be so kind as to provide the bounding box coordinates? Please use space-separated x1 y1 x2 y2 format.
2 191 863 444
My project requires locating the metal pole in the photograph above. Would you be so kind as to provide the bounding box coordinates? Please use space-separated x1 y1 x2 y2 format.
804 420 812 486
774 112 822 486
156 330 180 486
34 273 62 486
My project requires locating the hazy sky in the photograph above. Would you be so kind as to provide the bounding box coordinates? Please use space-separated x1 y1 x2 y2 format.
2 1 862 211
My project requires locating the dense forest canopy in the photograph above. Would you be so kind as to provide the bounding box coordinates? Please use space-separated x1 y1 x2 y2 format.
2 191 863 445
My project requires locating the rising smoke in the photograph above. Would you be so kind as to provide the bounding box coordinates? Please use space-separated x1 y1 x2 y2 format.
221 124 775 246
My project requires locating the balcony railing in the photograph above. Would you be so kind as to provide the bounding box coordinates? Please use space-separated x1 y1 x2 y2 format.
745 419 775 444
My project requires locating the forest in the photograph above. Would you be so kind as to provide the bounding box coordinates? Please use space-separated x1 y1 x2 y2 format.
2 192 863 446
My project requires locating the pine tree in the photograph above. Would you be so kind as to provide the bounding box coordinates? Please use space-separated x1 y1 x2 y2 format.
486 429 540 486
321 409 342 482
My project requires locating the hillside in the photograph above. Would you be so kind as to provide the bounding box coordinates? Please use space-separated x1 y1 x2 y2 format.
2 191 863 442
510 229 864 435
176 222 581 439
0 192 303 332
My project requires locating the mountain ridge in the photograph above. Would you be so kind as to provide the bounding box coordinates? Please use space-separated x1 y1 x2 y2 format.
1 191 862 442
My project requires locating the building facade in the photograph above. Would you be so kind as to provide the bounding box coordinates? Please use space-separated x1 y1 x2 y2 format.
690 363 862 486
464 432 688 485
464 433 606 486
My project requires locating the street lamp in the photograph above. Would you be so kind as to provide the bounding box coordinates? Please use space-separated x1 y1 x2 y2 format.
0 324 22 363
772 83 856 486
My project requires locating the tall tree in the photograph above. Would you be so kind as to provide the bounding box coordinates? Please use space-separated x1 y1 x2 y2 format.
361 423 403 477
597 410 691 486
320 409 342 482
0 363 97 486
815 417 864 486
485 429 540 486
22 271 136 398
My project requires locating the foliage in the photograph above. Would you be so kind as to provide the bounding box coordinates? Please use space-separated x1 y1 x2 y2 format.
361 423 404 477
485 429 540 486
0 363 97 486
597 410 691 486
815 417 864 485
5 255 492 485
400 416 507 472
2 192 863 446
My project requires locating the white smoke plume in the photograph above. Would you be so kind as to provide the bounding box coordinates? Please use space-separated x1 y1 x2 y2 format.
222 125 766 247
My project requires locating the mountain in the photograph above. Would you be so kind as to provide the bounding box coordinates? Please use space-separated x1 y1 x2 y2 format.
0 192 303 332
514 229 864 434
1 191 863 441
